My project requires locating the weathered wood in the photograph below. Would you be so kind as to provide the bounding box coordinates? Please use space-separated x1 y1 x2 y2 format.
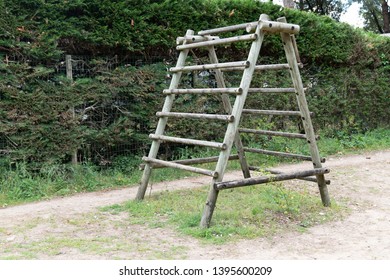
248 87 297 93
149 134 227 150
136 30 194 201
246 20 300 34
255 63 291 71
163 88 243 95
279 17 331 207
244 147 326 163
214 168 330 190
170 61 249 73
242 109 314 116
176 34 257 50
143 157 218 178
156 112 234 122
222 63 297 72
198 21 258 35
207 46 251 179
176 35 219 45
140 155 240 170
248 166 331 184
200 14 266 228
239 128 306 139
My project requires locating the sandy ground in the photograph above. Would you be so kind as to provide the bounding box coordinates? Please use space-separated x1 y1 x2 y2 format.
0 150 389 259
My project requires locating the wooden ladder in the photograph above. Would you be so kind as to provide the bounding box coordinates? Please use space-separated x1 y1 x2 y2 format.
136 14 331 228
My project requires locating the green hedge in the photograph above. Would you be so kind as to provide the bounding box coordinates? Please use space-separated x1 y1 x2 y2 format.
1 0 389 166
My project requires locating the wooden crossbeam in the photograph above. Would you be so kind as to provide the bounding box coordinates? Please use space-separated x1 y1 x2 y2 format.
149 134 227 150
214 168 330 190
239 128 306 139
157 112 235 122
143 157 218 178
176 34 257 50
163 88 243 95
170 61 250 73
248 166 331 184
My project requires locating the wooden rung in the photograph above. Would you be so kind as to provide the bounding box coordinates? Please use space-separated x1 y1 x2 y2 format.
243 147 326 163
170 61 250 73
176 35 219 45
198 21 258 35
255 64 290 71
163 88 243 95
239 128 306 139
140 155 240 170
149 134 227 150
143 157 218 178
222 63 302 72
242 109 314 117
248 166 331 184
176 34 257 51
157 112 235 122
214 168 330 190
248 88 297 93
246 20 300 34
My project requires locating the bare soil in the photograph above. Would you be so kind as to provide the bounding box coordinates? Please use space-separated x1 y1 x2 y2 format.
1 150 389 259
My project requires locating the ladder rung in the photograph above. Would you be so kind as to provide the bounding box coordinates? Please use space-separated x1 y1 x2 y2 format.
222 63 298 72
198 21 258 35
239 128 306 139
255 64 291 71
248 166 331 184
246 20 300 34
170 61 250 73
163 88 243 95
242 109 314 117
143 157 218 178
149 134 227 150
214 168 330 190
140 155 240 170
156 112 234 122
176 35 219 45
176 34 257 51
248 88 297 93
243 147 326 163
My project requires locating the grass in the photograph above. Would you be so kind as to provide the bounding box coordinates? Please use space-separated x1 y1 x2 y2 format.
101 183 347 244
0 128 389 208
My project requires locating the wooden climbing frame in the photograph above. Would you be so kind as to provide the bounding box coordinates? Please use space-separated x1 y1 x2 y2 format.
136 14 331 228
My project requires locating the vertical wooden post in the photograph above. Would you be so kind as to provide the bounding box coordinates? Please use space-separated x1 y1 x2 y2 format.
207 46 250 179
278 18 330 206
135 30 194 201
66 55 78 165
200 15 267 228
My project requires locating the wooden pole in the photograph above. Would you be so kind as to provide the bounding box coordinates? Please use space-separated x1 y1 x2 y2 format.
207 46 251 179
143 157 218 178
163 88 243 95
156 112 234 122
278 17 331 206
66 55 78 165
215 168 330 190
176 34 257 51
149 134 227 150
242 109 314 116
136 30 194 201
170 61 249 73
139 155 240 170
200 14 267 228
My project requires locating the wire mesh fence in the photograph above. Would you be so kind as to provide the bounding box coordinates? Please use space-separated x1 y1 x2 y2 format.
0 53 177 169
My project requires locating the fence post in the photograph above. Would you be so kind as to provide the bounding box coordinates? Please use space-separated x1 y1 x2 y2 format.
66 55 78 165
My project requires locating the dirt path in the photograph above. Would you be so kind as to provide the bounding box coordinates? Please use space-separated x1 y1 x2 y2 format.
1 150 389 259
